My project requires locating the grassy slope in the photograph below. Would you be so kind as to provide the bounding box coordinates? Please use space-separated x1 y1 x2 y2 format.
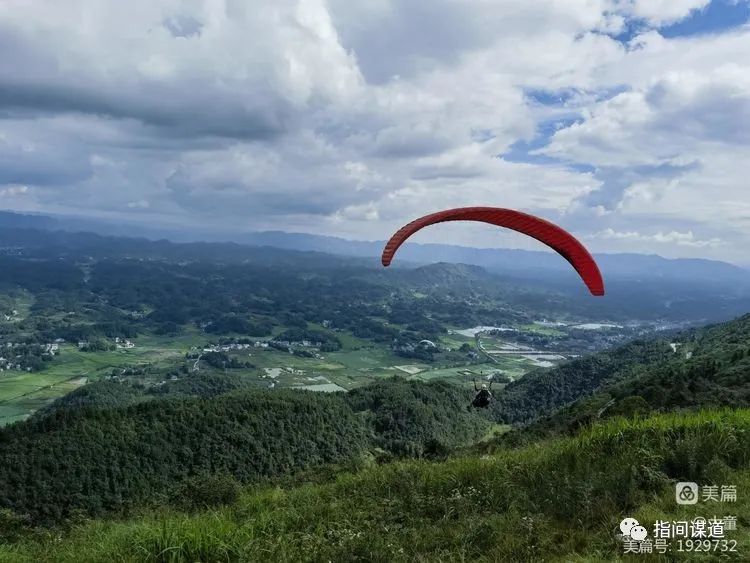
3 409 749 562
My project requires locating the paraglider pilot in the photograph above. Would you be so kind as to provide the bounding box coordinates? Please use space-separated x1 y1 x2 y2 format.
472 378 493 408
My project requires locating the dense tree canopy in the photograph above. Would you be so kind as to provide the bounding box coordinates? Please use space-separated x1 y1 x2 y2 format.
0 378 488 523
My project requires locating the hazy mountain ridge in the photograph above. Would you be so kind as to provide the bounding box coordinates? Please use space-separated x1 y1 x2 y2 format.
2 222 750 323
1 210 746 284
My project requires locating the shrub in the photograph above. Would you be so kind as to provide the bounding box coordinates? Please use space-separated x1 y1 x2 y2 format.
175 474 241 511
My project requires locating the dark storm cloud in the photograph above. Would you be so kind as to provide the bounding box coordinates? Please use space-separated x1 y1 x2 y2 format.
0 139 93 186
165 171 369 217
369 128 457 159
326 0 614 84
328 0 491 83
410 164 484 181
647 78 750 145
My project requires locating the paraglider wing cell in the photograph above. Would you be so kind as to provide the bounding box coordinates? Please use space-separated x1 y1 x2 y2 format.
381 207 604 296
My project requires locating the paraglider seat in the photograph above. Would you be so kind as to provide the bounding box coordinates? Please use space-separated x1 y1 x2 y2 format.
470 379 493 409
472 390 492 408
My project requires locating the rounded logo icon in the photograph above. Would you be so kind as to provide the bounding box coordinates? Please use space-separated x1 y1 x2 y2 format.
620 517 639 536
676 482 699 505
679 486 695 501
630 525 648 541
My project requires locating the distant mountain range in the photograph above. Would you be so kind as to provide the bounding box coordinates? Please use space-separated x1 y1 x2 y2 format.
238 230 749 285
0 209 747 286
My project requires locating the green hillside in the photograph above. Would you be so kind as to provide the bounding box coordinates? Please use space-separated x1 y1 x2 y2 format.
2 409 748 562
0 379 487 523
1 247 750 560
490 338 675 424
502 314 750 443
347 378 488 457
0 390 367 523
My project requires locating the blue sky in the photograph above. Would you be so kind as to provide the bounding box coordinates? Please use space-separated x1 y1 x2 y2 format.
609 0 749 41
661 0 749 37
0 0 749 262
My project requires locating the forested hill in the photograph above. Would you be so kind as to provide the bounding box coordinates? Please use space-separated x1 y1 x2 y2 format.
0 379 487 523
33 373 253 418
5 409 750 561
2 309 750 559
8 312 750 524
490 338 675 424
600 313 750 414
491 313 750 443
347 378 488 457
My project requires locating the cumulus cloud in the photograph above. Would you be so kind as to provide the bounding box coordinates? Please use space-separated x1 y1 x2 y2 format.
543 64 750 167
0 0 362 138
0 0 748 262
532 26 750 262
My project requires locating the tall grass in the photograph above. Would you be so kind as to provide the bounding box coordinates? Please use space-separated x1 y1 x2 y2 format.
4 408 750 562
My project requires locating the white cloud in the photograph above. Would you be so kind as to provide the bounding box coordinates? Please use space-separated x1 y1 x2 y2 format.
536 27 750 262
0 0 363 137
0 185 29 198
0 1 748 262
543 64 750 167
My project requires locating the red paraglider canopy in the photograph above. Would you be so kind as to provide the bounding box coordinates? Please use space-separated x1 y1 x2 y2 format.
381 207 605 296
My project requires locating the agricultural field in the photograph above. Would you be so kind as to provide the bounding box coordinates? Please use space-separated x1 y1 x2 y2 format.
0 264 640 426
0 323 508 424
0 315 608 425
0 362 90 425
0 332 205 425
0 310 636 426
0 245 640 426
212 336 489 391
